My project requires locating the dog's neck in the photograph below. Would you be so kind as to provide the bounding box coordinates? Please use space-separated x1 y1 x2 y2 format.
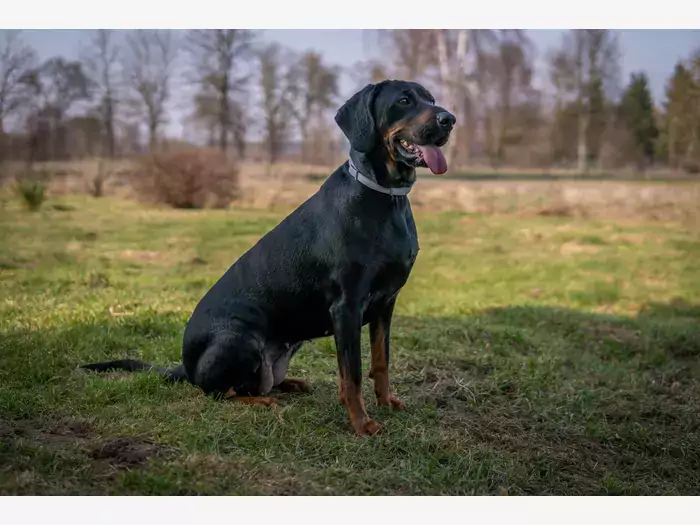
349 149 416 190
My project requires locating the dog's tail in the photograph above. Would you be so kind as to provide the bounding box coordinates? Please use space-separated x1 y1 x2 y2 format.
80 359 187 383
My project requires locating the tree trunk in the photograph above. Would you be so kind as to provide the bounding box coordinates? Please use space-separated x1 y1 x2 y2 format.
149 122 158 152
577 111 589 174
207 124 216 148
575 38 588 175
218 81 229 153
668 117 676 170
104 96 116 158
437 29 467 169
299 121 308 164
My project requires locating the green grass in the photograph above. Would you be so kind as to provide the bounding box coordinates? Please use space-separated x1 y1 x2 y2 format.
1 194 699 495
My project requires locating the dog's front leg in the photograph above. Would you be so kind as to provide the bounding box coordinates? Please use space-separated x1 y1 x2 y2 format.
369 298 406 411
330 297 381 436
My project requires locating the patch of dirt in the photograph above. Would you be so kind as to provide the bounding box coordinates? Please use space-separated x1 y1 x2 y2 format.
120 250 162 261
189 256 207 265
559 242 601 255
89 437 175 468
609 233 649 245
0 417 94 447
538 206 575 218
1 418 175 472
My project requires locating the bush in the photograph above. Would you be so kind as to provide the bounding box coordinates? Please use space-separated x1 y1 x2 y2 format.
16 174 48 212
131 148 240 209
681 160 700 175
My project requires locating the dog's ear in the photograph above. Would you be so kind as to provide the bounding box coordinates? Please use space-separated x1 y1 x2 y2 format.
335 83 381 153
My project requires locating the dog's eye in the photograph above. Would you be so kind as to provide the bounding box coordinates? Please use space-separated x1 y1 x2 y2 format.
397 97 410 106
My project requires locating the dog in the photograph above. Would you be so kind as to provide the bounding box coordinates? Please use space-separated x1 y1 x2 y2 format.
82 79 455 436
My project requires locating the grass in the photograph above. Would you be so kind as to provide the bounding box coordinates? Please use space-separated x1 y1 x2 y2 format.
1 193 699 495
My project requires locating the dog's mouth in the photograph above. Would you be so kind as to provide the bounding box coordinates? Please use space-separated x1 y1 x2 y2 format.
395 137 449 175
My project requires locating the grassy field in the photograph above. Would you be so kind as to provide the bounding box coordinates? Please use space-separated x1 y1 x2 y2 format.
1 191 699 495
12 159 700 224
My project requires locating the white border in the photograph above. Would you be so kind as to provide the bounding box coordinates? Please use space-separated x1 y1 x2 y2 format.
3 496 699 524
1 0 700 29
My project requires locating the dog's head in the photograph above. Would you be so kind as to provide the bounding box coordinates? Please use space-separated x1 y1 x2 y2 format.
335 80 455 175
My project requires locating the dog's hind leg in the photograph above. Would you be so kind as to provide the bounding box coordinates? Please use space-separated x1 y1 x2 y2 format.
193 333 278 406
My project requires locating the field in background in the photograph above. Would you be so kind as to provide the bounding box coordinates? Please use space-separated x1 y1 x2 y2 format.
1 191 698 495
4 159 699 226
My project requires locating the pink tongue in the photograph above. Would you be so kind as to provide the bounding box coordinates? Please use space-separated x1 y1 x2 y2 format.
416 145 447 174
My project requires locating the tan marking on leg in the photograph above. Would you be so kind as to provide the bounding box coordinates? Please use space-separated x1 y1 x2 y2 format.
234 396 278 408
277 377 311 393
223 387 237 400
223 389 277 408
341 376 382 436
370 322 406 411
337 371 347 406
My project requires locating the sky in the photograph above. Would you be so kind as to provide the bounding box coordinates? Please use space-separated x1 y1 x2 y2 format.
14 29 700 139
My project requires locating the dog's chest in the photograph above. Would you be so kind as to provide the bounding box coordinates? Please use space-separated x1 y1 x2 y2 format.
367 211 419 290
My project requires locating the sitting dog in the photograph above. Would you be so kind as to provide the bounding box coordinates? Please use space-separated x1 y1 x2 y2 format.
82 79 455 436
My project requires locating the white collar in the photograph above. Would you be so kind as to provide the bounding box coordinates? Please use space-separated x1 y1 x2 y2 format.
347 158 413 196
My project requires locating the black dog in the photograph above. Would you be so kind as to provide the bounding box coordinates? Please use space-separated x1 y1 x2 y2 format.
82 80 455 436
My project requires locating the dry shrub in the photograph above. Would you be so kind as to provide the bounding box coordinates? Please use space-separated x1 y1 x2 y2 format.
130 148 239 209
681 160 700 175
86 160 123 198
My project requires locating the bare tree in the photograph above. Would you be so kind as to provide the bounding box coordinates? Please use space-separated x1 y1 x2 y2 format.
81 30 121 158
348 59 390 90
257 43 297 164
374 30 436 81
288 51 339 163
480 40 535 165
0 30 37 160
191 90 218 147
21 57 92 160
548 49 575 163
551 30 620 173
125 30 177 151
433 30 528 166
185 30 255 155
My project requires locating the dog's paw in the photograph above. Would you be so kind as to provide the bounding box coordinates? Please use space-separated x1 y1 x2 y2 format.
278 378 311 393
378 393 406 411
354 418 383 436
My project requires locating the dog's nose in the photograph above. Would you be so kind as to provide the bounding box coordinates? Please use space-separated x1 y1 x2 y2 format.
436 112 456 129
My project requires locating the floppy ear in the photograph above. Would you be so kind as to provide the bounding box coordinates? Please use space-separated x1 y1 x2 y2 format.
334 83 380 153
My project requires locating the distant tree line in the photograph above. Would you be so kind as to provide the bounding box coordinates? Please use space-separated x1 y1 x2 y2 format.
357 30 700 174
0 29 699 173
0 29 340 167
